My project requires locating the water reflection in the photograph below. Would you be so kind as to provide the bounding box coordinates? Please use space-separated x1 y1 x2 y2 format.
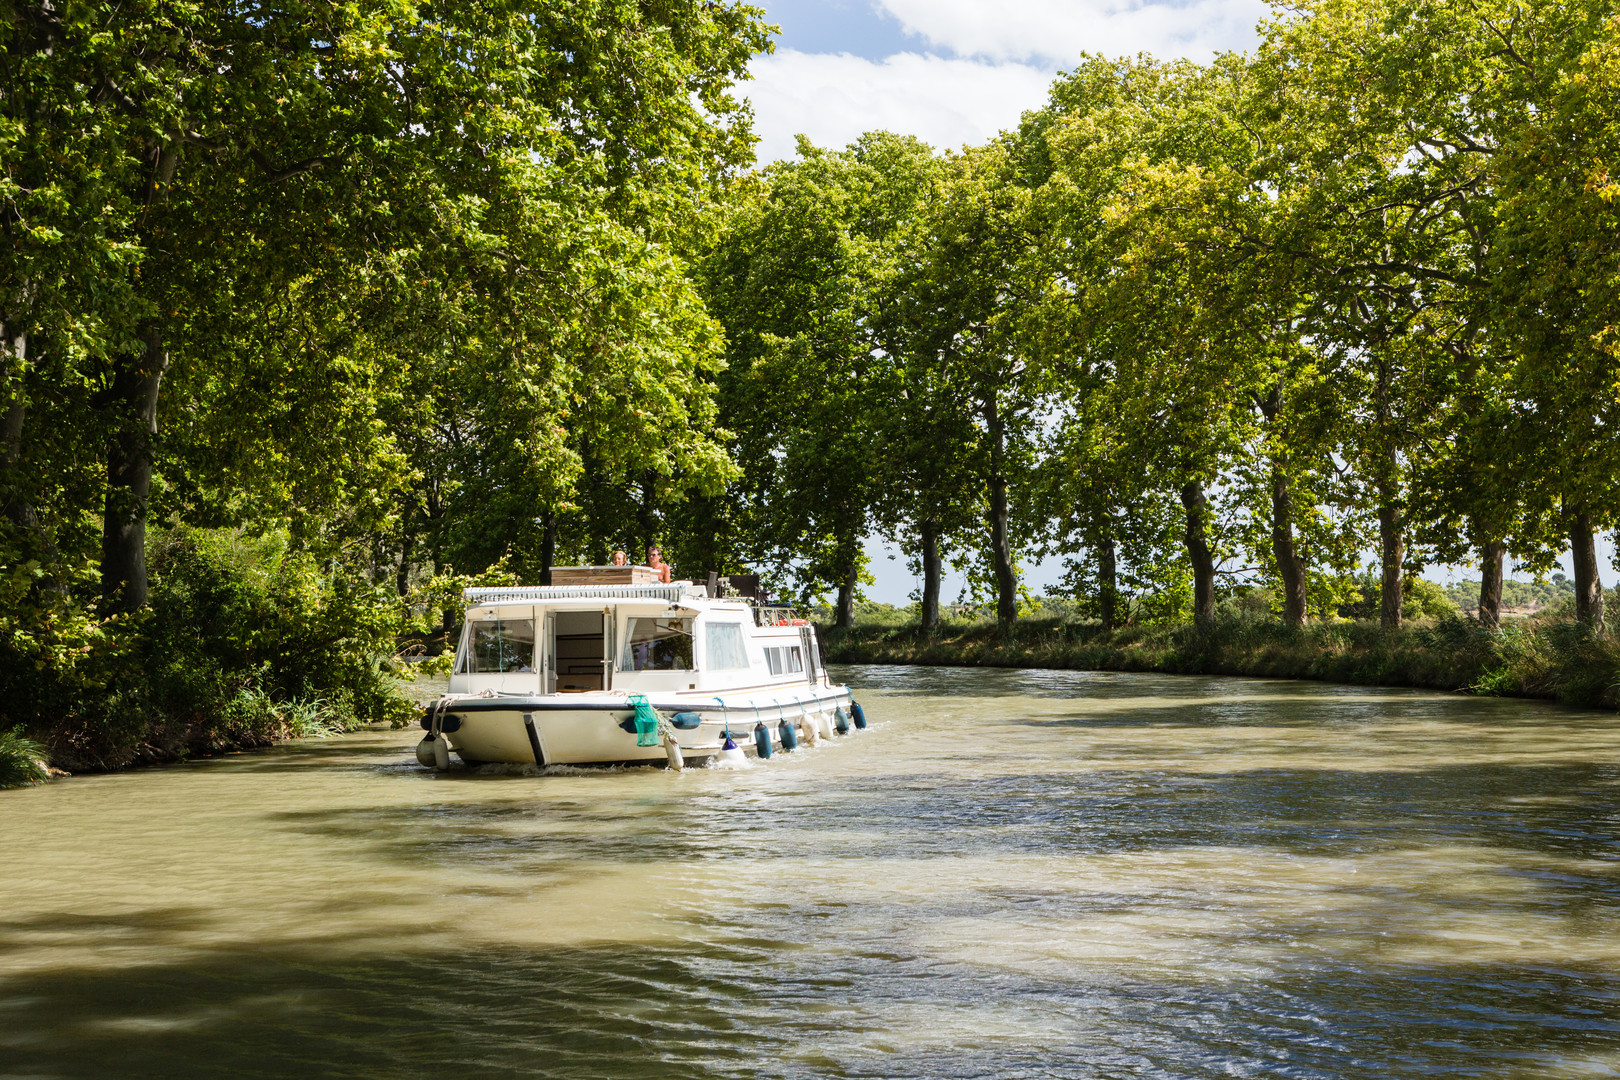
2 667 1618 1078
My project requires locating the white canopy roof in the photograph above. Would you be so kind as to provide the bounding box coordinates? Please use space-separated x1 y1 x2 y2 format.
465 583 708 605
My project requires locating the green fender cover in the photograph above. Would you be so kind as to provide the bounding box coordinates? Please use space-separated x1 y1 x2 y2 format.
627 694 660 747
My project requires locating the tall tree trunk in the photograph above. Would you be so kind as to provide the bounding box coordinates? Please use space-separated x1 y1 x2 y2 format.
1371 359 1404 630
1377 496 1405 630
100 326 168 614
1180 480 1216 633
1478 539 1505 629
983 391 1017 629
428 497 455 636
99 142 179 614
396 523 414 597
834 556 857 629
919 516 941 634
1570 512 1605 634
1098 533 1119 631
1270 464 1308 628
0 323 39 537
539 510 556 586
0 325 59 595
1 323 23 475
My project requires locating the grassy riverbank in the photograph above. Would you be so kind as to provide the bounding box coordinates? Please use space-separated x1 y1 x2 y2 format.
822 609 1620 711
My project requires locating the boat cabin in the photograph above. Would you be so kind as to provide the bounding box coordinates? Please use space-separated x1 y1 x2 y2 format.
448 575 824 698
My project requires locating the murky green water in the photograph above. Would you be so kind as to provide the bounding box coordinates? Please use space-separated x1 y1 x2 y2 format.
3 666 1619 1078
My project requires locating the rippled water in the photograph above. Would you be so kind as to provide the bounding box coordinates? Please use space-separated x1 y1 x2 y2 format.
4 666 1620 1079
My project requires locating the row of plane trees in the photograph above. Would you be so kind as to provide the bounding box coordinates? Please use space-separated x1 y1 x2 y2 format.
682 0 1620 634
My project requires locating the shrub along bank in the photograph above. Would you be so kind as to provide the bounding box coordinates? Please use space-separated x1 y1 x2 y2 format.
822 608 1620 712
0 528 422 784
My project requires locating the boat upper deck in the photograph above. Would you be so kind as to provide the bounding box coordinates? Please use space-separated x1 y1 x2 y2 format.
449 571 825 698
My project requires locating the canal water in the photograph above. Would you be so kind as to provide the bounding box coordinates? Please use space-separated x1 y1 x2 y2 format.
2 666 1619 1078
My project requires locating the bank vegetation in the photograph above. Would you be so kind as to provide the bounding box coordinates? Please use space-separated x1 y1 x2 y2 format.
823 595 1620 712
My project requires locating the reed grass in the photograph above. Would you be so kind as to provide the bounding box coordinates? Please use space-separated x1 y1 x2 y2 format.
0 727 50 788
822 611 1620 711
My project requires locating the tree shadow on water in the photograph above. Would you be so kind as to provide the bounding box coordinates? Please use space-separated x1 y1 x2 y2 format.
0 936 776 1080
1 925 1618 1080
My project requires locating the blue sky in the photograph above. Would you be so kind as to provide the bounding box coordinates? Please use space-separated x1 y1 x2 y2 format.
735 1 1610 605
743 0 1269 164
759 0 928 59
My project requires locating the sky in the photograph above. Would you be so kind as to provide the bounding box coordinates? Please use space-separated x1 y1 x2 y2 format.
743 0 1268 165
736 1 1611 607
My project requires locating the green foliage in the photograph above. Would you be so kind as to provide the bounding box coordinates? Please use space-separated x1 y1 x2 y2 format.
0 1 772 771
1439 576 1580 613
1338 573 1460 621
0 726 48 788
0 528 415 771
697 133 948 609
1402 579 1460 620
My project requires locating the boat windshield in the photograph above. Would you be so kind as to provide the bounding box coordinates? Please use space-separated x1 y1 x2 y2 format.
461 615 536 674
620 617 693 671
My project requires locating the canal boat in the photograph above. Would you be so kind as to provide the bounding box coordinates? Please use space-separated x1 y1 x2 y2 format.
414 569 864 770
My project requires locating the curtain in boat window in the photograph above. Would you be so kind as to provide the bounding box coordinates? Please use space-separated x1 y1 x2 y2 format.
462 616 536 673
763 645 803 675
620 617 694 671
705 622 749 669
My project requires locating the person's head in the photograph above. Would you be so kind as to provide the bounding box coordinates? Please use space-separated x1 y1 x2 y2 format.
647 545 664 565
611 550 627 566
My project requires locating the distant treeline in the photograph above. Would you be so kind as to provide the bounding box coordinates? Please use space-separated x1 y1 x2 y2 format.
1441 577 1581 613
4 1 1620 771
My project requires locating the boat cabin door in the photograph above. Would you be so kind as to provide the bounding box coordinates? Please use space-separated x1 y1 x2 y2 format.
548 609 613 693
541 611 555 693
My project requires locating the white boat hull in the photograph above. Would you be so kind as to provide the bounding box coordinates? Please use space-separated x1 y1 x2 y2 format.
424 689 859 767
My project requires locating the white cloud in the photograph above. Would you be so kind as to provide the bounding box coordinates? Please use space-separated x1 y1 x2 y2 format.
875 0 1268 64
745 49 1054 165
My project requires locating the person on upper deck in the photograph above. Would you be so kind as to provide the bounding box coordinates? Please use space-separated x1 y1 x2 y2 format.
646 545 672 583
611 550 628 566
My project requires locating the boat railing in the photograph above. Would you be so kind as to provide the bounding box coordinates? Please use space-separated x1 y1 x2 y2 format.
753 605 809 627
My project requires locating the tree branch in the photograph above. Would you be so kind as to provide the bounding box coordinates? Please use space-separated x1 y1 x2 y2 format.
251 149 340 184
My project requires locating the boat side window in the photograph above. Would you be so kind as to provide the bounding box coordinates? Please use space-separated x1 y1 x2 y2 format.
465 616 536 674
763 645 804 675
620 617 694 671
705 621 749 669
